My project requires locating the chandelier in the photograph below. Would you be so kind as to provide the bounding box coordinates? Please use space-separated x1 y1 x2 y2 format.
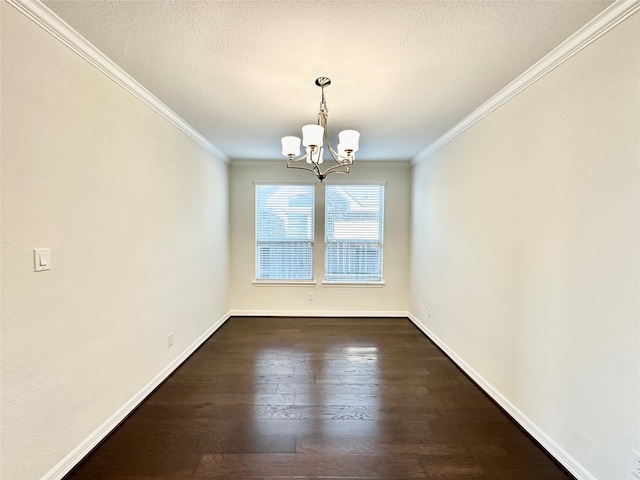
281 77 360 182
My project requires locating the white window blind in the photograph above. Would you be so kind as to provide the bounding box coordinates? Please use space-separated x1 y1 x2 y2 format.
325 184 384 282
255 184 314 281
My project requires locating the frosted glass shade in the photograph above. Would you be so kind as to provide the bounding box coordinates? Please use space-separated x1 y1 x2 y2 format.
281 136 301 157
338 130 360 152
302 124 324 147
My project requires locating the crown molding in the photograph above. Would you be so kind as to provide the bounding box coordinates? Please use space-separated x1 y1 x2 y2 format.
413 0 640 165
6 0 230 164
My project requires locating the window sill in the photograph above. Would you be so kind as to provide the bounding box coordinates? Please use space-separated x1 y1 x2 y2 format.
322 281 385 287
253 280 317 286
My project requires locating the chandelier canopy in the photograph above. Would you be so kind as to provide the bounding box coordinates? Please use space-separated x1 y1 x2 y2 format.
281 77 360 182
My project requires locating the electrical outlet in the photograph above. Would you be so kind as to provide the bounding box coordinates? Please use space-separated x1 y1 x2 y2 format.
632 449 640 478
308 292 314 301
167 332 174 347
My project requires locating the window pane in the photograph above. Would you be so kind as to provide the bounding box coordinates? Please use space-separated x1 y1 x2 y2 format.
256 184 314 280
325 185 384 282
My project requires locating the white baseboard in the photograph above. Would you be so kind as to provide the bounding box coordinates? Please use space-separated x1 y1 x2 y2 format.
406 312 595 480
229 309 411 318
42 312 231 480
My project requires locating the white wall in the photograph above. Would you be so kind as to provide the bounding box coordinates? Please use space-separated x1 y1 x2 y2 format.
410 12 639 480
0 4 229 480
230 162 411 315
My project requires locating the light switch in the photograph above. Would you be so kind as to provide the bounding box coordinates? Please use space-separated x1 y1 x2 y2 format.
34 248 50 272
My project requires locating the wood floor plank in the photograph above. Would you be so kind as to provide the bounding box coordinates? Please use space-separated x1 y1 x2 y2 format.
192 454 428 478
146 392 296 406
96 431 297 455
161 380 279 394
295 436 467 456
420 454 485 478
315 374 433 385
64 317 573 480
277 383 432 396
252 405 440 421
70 453 200 477
165 372 316 384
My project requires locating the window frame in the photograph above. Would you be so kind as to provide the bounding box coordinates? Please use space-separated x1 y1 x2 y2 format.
254 182 317 285
322 182 385 285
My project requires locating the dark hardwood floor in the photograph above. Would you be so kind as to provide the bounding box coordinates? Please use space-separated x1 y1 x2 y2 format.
65 317 573 479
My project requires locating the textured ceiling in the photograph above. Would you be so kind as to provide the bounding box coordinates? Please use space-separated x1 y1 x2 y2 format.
43 0 612 162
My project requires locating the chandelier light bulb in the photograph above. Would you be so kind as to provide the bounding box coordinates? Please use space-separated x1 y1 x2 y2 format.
338 130 360 153
302 124 324 147
281 136 301 157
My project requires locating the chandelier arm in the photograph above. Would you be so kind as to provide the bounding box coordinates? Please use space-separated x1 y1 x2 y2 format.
319 110 353 165
286 154 311 164
286 159 319 174
312 160 323 177
286 152 324 177
286 156 349 181
325 141 342 163
319 162 351 177
327 145 353 165
285 145 321 165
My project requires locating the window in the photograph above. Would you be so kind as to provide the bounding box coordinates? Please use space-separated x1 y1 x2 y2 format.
255 184 314 281
325 184 384 283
